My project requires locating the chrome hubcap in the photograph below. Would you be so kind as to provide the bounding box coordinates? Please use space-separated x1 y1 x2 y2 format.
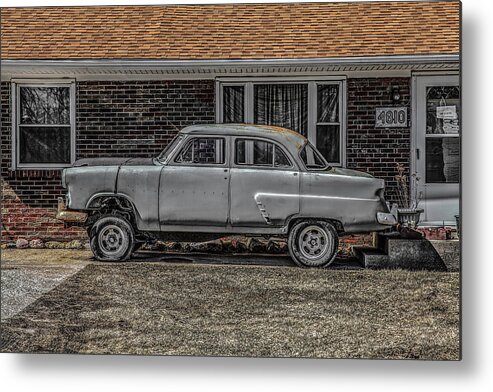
298 225 331 261
98 225 125 255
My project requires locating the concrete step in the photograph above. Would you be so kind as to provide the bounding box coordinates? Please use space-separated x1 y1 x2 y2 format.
352 246 391 269
353 235 448 271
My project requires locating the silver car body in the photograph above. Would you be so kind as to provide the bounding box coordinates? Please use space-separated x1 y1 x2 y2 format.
62 124 396 236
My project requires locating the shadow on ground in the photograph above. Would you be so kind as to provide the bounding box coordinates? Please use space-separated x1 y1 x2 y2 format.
130 251 363 269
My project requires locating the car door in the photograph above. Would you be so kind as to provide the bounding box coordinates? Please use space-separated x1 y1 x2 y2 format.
229 137 300 227
159 135 230 227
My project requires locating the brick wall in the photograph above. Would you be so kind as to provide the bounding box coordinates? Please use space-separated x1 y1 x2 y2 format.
1 80 215 241
76 80 215 159
346 77 411 202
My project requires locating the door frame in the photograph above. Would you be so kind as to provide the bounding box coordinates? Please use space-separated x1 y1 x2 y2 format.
411 71 460 226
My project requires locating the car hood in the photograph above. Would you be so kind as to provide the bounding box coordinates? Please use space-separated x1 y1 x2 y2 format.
326 167 374 178
72 157 154 167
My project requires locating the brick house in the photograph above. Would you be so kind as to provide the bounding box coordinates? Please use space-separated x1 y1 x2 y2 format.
0 1 460 242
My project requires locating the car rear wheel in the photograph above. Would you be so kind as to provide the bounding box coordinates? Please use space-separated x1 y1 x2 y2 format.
288 220 338 268
90 215 135 261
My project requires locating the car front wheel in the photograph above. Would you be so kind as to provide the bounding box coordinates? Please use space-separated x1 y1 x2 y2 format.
288 220 338 268
89 215 135 261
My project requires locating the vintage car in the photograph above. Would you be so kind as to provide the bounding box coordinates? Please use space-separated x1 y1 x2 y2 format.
59 124 397 267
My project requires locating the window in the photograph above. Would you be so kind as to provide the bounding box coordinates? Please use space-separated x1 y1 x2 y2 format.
157 135 183 163
425 86 460 183
175 137 225 164
218 79 345 166
254 84 308 137
13 81 75 168
222 85 244 123
235 139 292 168
300 142 328 170
316 84 341 164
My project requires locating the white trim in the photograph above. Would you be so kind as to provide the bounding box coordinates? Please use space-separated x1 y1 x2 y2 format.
214 79 221 123
341 79 347 167
217 75 347 83
411 75 418 181
1 54 459 68
1 55 459 81
11 78 77 84
12 79 76 170
11 82 16 170
411 70 460 77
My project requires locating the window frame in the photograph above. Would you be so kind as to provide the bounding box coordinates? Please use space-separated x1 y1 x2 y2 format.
233 137 295 170
12 79 76 169
171 136 228 167
216 77 346 167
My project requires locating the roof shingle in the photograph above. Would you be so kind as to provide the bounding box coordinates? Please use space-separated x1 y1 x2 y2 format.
0 1 460 60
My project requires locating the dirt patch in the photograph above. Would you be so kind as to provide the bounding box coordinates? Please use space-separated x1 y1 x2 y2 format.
0 261 460 359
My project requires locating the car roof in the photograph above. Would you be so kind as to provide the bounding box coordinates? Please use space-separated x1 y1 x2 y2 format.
179 124 307 156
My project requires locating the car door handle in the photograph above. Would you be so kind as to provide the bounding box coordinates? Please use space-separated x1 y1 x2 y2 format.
416 148 420 160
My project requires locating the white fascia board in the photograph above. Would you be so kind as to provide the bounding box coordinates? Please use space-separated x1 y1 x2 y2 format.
1 54 459 80
1 54 459 68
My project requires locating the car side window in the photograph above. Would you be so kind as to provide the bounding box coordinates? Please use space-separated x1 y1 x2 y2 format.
274 146 291 168
175 137 225 165
235 139 292 168
253 140 273 166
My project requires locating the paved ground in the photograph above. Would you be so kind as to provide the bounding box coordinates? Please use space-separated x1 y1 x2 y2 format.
1 250 91 320
0 249 459 359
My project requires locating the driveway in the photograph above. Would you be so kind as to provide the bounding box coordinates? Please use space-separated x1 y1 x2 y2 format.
0 249 459 359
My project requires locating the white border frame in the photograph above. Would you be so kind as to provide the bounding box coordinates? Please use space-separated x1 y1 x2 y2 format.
216 76 346 167
11 78 76 170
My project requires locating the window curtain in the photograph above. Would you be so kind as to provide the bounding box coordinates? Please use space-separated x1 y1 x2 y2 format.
223 86 244 123
254 84 308 137
317 85 339 123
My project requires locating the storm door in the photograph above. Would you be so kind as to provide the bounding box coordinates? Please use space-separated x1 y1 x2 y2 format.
413 75 460 226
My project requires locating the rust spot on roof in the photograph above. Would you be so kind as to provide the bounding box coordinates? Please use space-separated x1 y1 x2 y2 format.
242 124 306 138
239 124 307 149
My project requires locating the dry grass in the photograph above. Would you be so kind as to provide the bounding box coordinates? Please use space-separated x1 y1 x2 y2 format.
1 249 93 266
1 261 460 359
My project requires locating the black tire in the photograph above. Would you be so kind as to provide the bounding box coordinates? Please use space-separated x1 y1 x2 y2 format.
288 220 338 268
89 215 135 261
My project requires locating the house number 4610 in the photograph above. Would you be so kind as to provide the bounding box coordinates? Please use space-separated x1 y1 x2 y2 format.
375 107 408 128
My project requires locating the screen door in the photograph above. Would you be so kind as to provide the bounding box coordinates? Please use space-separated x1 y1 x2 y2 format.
414 75 460 226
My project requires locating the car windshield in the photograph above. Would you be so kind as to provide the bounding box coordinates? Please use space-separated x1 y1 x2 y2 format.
157 135 183 163
300 142 329 170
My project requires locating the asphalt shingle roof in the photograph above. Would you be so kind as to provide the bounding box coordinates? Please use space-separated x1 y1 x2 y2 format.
0 1 460 60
